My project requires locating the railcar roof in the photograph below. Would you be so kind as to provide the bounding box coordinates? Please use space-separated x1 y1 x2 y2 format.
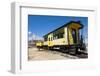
43 21 84 37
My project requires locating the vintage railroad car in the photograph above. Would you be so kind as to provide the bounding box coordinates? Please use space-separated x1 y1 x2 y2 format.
36 21 86 54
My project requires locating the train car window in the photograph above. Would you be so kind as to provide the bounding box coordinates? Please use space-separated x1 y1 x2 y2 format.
61 33 64 38
55 36 58 39
53 37 55 40
58 32 64 39
44 37 47 41
51 37 53 41
48 38 50 41
57 34 60 39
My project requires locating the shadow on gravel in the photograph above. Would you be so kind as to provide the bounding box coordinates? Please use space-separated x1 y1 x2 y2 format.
49 49 88 59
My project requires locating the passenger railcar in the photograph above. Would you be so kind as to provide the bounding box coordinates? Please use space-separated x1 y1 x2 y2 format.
36 21 86 54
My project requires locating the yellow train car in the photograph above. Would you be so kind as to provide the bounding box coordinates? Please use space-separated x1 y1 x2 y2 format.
36 41 43 47
36 21 85 54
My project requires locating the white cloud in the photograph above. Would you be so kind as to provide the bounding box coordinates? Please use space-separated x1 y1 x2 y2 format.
28 33 43 41
28 31 32 35
36 36 44 40
28 36 33 41
32 34 36 40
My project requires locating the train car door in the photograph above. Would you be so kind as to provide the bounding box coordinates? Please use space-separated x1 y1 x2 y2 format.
48 37 52 46
72 29 77 44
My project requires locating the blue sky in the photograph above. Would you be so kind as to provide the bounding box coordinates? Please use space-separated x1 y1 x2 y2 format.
28 15 88 40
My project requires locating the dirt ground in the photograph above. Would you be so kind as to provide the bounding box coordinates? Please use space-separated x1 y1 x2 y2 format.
28 47 78 61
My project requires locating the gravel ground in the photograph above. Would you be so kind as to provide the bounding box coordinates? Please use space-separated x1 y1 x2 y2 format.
28 47 78 61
